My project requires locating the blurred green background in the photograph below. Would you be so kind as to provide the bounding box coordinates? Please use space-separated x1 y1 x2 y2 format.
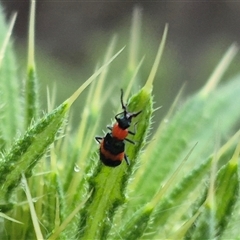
2 1 240 127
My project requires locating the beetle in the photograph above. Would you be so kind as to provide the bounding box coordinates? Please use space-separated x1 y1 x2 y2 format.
95 89 141 167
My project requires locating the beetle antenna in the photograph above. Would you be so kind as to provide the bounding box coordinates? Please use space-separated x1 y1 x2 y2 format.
120 89 127 111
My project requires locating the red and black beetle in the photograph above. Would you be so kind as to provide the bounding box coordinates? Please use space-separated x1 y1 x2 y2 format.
95 89 141 167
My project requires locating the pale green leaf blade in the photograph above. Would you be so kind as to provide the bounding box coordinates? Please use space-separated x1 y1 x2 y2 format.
77 87 153 240
0 5 22 146
131 75 240 208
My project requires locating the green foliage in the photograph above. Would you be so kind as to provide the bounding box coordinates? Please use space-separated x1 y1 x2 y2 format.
0 1 240 240
0 12 22 146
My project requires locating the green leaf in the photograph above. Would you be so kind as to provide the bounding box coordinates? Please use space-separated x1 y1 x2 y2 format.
130 74 240 209
21 174 44 239
117 143 197 240
151 134 238 239
0 45 124 206
77 87 153 240
0 212 23 224
189 142 239 239
0 8 22 146
25 0 39 127
0 102 69 204
69 23 167 239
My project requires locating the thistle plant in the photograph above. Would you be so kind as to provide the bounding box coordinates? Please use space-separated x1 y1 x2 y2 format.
0 1 240 240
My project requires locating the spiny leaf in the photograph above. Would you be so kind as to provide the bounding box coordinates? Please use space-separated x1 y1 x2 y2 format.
0 10 22 146
0 102 68 203
0 47 124 205
151 130 240 231
77 87 153 240
131 75 240 208
25 0 38 127
187 142 239 239
63 37 120 203
116 143 197 240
